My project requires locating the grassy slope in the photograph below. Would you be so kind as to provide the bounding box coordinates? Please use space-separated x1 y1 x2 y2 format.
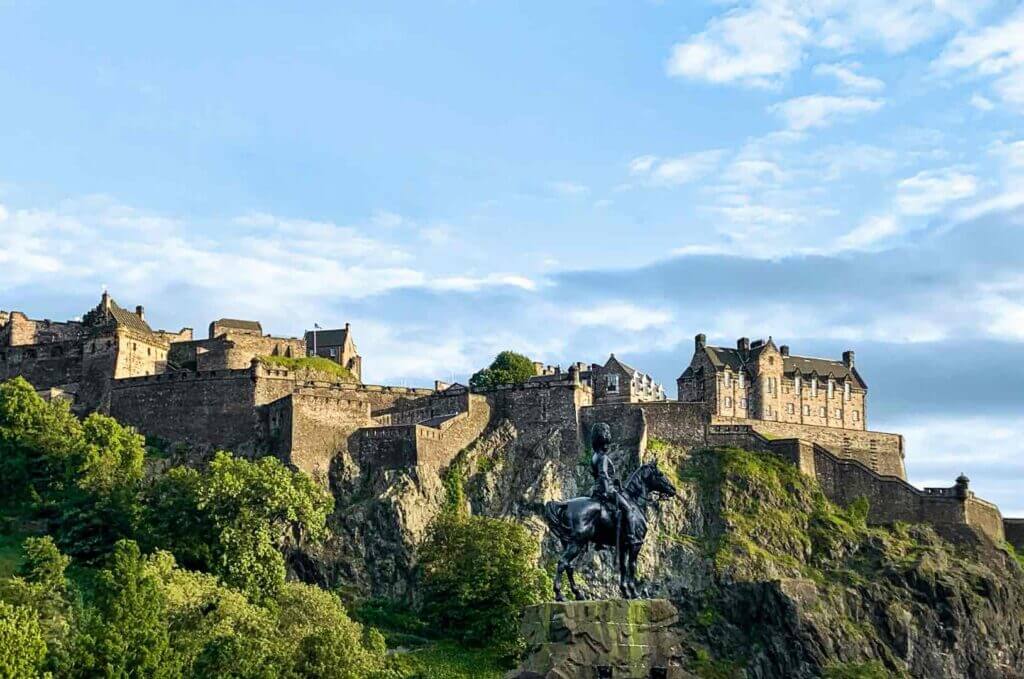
258 354 357 382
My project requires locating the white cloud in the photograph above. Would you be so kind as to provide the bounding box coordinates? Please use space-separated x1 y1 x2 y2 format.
667 0 986 88
895 168 978 216
813 62 885 91
970 93 995 111
721 159 787 187
666 4 809 88
428 274 538 293
628 150 725 186
935 8 1024 110
835 214 901 250
570 303 673 332
770 95 884 130
548 180 590 197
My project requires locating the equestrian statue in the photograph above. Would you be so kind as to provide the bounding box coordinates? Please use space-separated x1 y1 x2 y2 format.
543 422 677 601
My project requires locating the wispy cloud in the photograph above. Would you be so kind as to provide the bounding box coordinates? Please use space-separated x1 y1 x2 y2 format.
628 150 725 186
935 7 1024 111
770 95 884 130
548 180 590 197
895 168 978 216
813 62 885 92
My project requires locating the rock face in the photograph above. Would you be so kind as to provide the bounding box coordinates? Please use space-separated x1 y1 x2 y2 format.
513 599 686 679
290 413 1024 677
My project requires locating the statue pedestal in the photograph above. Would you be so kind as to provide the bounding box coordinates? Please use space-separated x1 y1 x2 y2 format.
510 599 686 679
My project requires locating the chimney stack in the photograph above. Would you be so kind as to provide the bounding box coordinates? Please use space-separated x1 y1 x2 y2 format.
737 337 750 352
135 305 145 321
101 291 111 311
843 350 855 368
780 345 790 357
695 333 706 350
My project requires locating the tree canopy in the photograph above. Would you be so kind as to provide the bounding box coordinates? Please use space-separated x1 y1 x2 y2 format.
468 351 536 390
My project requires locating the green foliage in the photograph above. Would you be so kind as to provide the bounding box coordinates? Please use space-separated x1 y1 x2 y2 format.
143 452 332 602
468 351 535 390
383 641 506 679
0 377 82 509
0 599 47 679
418 513 550 656
80 540 175 677
442 457 468 515
258 355 356 382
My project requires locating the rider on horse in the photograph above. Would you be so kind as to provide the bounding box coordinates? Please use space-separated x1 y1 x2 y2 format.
589 423 630 548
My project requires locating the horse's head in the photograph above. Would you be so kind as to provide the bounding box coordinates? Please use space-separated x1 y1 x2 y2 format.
641 460 678 499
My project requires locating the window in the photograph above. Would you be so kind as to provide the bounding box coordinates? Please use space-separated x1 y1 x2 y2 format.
811 379 817 398
606 374 619 392
819 407 826 417
147 347 151 356
802 405 810 416
329 348 337 357
835 408 842 418
844 382 851 401
738 372 744 388
132 342 137 351
853 410 860 421
723 371 730 387
740 398 747 408
794 376 801 393
725 397 733 408
786 403 795 414
828 380 834 399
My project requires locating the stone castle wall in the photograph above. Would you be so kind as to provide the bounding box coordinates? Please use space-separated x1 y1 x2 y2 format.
267 392 372 480
0 312 85 346
1005 519 1024 552
0 340 83 391
711 415 905 478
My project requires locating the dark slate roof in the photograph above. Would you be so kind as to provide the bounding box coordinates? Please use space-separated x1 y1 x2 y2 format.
606 354 639 377
108 300 155 335
215 318 263 333
694 344 865 389
305 328 348 347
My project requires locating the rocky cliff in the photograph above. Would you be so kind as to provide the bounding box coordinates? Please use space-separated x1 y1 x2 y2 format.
290 417 1024 677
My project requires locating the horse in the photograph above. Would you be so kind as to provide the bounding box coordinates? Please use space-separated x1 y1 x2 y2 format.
543 460 677 601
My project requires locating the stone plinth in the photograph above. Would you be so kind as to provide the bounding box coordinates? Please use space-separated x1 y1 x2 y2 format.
511 599 685 679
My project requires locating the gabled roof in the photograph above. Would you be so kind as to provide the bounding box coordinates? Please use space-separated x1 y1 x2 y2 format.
687 343 865 389
305 328 348 347
107 300 155 335
605 353 638 377
214 319 263 333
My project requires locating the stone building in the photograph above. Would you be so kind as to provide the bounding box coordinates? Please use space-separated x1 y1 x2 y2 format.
677 334 866 430
168 317 306 371
304 324 361 381
591 354 666 404
0 292 189 411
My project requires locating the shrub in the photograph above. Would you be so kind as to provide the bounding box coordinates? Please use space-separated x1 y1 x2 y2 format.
418 513 550 656
0 600 47 679
468 351 535 390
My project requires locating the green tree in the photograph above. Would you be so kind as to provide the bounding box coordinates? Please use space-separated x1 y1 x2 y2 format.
80 540 175 678
468 351 536 390
418 513 550 656
53 413 146 561
141 452 332 603
277 582 386 679
0 600 47 679
0 377 81 510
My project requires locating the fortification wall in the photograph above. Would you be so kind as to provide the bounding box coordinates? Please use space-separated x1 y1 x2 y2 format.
637 401 709 446
0 312 84 346
0 341 83 391
109 369 259 454
490 382 590 459
113 328 169 378
271 392 372 480
373 389 470 425
1005 519 1024 552
711 415 905 479
580 404 647 464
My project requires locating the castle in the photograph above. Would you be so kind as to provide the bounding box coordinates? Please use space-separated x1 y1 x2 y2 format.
0 294 1016 550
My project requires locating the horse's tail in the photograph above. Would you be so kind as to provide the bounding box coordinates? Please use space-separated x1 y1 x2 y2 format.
543 500 573 543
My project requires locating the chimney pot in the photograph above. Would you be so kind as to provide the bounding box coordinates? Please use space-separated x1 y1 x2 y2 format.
695 333 706 350
135 305 145 320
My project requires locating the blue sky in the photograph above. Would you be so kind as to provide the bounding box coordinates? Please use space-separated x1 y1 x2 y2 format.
2 1 1024 512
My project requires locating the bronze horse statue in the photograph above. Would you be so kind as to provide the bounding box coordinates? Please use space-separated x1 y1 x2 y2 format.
543 423 677 601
